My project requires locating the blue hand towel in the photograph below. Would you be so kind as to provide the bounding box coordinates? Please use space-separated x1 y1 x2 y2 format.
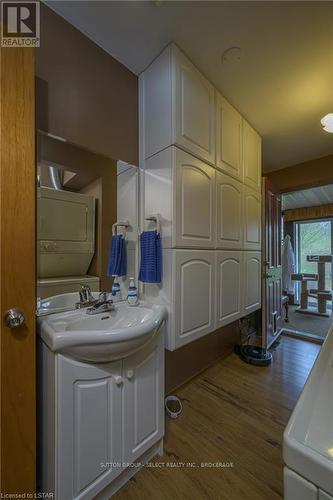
107 234 127 277
139 230 162 283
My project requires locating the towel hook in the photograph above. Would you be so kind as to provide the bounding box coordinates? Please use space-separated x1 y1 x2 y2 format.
145 214 161 234
112 220 129 236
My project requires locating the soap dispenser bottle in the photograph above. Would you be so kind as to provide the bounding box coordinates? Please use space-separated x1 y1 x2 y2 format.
127 277 138 306
111 278 122 302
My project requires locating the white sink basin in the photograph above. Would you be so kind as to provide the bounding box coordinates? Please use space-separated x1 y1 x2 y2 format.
38 301 167 362
37 292 100 316
283 325 333 496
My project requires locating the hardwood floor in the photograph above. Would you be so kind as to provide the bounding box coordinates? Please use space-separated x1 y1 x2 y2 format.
114 335 320 500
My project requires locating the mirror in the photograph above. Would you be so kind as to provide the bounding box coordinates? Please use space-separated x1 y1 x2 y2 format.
36 130 139 307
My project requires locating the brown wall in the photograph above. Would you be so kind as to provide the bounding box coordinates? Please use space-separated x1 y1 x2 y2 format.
165 322 240 393
266 154 333 193
36 4 138 165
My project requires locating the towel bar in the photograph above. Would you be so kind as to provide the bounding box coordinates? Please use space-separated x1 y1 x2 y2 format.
112 220 129 236
145 214 161 234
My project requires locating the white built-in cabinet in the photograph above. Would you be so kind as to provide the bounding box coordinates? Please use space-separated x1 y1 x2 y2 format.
145 146 215 249
173 250 215 349
140 43 262 351
243 119 262 192
40 330 164 499
141 44 215 165
243 185 262 250
215 91 243 180
216 251 243 328
216 172 243 249
284 467 333 500
243 251 262 314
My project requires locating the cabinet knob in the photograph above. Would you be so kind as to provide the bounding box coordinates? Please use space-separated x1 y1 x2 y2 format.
114 375 123 386
126 370 134 380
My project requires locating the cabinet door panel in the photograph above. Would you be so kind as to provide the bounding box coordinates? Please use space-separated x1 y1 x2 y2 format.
57 356 122 500
174 250 215 348
175 149 215 248
216 172 243 249
244 186 261 250
174 48 215 165
216 92 242 179
123 331 164 463
243 251 262 314
284 467 317 500
216 251 243 327
243 120 261 191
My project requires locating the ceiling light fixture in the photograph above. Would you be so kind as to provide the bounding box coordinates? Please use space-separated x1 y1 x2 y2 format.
321 113 333 133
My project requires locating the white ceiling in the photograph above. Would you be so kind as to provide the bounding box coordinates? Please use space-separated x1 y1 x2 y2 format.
45 0 333 172
282 184 333 211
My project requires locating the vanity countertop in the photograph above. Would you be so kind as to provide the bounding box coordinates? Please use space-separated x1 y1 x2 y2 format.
283 325 333 496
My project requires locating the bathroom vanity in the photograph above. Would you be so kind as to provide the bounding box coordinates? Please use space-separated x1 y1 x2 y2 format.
38 301 166 499
283 325 333 500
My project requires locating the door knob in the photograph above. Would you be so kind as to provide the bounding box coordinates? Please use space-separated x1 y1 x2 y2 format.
126 370 134 380
3 308 26 329
114 375 123 386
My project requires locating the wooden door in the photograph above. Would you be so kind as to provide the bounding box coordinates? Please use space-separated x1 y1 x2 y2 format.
216 172 243 249
174 47 215 165
0 47 36 492
216 251 243 327
215 91 242 180
175 149 215 248
57 356 122 499
263 177 283 348
123 332 164 463
243 120 261 192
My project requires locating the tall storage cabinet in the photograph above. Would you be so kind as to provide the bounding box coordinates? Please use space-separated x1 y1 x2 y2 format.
140 43 262 351
141 44 215 165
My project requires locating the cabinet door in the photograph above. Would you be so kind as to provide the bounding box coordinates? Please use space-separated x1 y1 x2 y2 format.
173 46 215 165
175 148 215 248
173 250 215 348
215 92 242 180
216 251 243 327
244 186 261 250
123 330 164 463
216 172 243 249
243 251 262 315
284 468 317 500
243 120 261 191
57 355 123 500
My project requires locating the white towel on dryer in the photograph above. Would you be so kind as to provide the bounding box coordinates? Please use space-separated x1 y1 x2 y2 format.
282 234 295 294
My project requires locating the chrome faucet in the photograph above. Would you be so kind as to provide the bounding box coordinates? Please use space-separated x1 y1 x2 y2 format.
75 285 97 309
86 292 114 315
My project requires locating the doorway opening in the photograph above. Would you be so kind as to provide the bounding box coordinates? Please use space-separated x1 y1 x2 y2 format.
281 186 333 342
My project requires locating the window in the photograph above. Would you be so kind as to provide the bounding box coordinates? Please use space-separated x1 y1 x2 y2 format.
294 219 333 304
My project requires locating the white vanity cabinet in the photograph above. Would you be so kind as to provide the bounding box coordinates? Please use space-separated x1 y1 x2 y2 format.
243 251 262 314
216 251 243 327
216 171 243 249
144 146 215 249
243 185 261 250
123 336 164 463
39 327 164 500
215 91 243 180
140 43 215 165
243 120 262 192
